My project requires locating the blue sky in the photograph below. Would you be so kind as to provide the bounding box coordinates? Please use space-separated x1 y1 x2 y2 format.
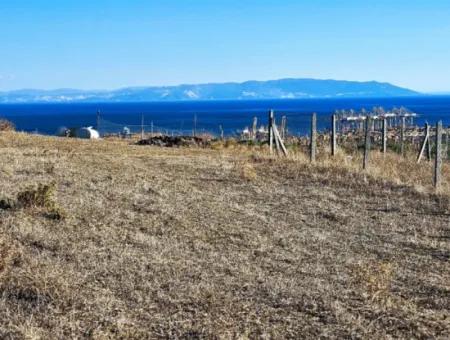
0 0 449 92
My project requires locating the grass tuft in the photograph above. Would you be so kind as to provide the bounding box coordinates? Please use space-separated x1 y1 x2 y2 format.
234 160 258 181
352 261 395 306
16 183 67 220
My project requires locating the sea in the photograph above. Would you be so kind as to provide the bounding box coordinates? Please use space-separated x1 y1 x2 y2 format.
0 96 449 137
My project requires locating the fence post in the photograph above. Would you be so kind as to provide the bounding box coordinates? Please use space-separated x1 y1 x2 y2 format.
310 113 317 162
417 123 430 163
252 117 258 140
268 110 274 153
426 123 431 161
434 121 442 189
400 116 406 155
331 114 337 156
193 114 197 137
280 116 287 140
445 128 449 161
219 125 224 141
141 113 145 140
363 116 371 170
382 117 387 154
272 124 288 156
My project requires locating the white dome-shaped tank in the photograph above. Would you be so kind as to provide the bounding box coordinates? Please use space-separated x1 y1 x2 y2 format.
75 127 100 139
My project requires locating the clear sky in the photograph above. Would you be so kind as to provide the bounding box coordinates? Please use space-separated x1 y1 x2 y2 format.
0 0 449 92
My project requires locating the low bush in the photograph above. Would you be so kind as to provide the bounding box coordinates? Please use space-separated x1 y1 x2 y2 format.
0 119 15 131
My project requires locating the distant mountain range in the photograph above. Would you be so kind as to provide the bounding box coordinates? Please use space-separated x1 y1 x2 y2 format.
0 78 420 103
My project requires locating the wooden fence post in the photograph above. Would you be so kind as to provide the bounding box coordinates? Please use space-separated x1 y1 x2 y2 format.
363 116 371 170
331 114 337 156
219 125 224 141
252 117 258 140
400 116 406 155
417 123 430 163
141 113 145 140
273 124 288 156
382 117 387 154
193 114 197 137
434 121 442 189
310 113 317 162
274 121 281 153
426 123 432 161
268 110 274 154
445 128 449 161
280 116 287 140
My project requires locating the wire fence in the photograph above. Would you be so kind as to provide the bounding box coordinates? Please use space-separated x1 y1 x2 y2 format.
97 116 238 137
94 106 446 140
96 112 339 138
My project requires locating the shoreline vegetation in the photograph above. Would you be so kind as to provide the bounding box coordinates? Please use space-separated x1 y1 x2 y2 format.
0 131 449 338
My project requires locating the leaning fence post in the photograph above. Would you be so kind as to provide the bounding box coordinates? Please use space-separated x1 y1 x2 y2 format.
268 110 274 154
417 123 430 163
434 121 443 189
310 113 317 162
363 116 371 170
331 114 337 156
382 117 387 154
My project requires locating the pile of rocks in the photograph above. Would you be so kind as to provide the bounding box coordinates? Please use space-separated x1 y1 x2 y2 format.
136 135 210 147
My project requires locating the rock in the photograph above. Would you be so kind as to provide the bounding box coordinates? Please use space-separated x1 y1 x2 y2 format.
136 136 210 148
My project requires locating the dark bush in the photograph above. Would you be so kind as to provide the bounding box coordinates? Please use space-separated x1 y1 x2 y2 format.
0 119 15 131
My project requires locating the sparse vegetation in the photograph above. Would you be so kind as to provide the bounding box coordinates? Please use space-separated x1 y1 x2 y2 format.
17 183 56 208
0 119 15 132
1 182 67 220
0 131 448 338
234 160 258 181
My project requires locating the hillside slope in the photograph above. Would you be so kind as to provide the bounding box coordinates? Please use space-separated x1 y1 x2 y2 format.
0 78 419 103
0 133 448 338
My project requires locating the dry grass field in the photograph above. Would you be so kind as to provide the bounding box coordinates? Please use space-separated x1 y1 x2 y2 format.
0 131 449 339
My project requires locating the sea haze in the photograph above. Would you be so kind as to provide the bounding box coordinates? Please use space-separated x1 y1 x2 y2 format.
0 96 448 137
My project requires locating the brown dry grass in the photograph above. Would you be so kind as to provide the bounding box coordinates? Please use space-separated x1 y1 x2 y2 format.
0 119 15 132
0 131 449 338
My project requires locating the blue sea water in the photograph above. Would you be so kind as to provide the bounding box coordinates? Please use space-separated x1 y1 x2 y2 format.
0 96 449 137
